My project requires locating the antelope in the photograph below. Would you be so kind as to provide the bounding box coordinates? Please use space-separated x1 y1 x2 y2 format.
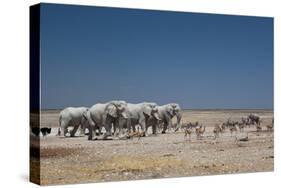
195 125 206 139
213 124 222 139
266 118 274 131
238 122 245 132
184 127 193 141
266 123 273 131
229 125 237 137
220 123 226 132
256 124 262 132
127 127 143 140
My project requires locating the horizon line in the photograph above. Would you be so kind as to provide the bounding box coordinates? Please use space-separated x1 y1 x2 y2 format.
39 108 274 111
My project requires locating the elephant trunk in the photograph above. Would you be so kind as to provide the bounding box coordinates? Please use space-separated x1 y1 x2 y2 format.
121 111 128 119
174 112 182 132
153 112 161 121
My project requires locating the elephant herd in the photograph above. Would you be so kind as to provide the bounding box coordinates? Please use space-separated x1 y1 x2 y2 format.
57 101 182 140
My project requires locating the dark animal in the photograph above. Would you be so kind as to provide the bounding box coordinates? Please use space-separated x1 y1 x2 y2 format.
238 122 245 132
31 127 52 137
213 124 223 139
248 114 261 125
225 119 239 128
256 124 262 132
31 127 40 136
41 127 52 136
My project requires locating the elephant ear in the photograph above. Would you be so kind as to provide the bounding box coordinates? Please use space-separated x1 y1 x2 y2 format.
174 104 180 112
105 104 118 118
167 105 174 116
82 110 88 120
143 104 152 116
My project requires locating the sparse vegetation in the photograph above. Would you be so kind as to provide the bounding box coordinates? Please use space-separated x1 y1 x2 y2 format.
35 109 274 185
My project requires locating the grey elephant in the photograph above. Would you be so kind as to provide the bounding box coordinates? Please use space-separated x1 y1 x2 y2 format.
57 107 88 137
147 103 182 134
84 100 129 140
119 102 161 137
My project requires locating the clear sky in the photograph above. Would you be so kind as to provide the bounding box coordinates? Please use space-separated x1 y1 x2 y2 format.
40 3 273 109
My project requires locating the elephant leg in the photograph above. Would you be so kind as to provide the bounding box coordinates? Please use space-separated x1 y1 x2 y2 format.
59 120 67 137
86 119 95 140
174 113 182 132
98 126 102 136
70 124 79 137
152 124 157 135
145 124 149 134
163 118 172 134
126 119 131 134
167 123 172 132
102 119 112 140
103 126 111 139
139 117 147 136
157 123 162 133
79 118 88 136
117 119 125 137
118 119 126 138
87 124 93 140
149 118 157 135
162 122 168 134
132 125 136 132
113 122 118 136
63 127 68 137
79 125 85 136
93 126 100 139
56 127 61 136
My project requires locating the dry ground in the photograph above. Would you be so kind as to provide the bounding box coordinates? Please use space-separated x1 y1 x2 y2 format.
30 109 274 185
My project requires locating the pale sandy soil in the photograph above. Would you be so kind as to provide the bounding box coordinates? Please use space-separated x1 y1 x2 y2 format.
30 109 274 185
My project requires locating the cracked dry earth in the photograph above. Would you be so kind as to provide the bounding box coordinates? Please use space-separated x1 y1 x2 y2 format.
30 110 274 185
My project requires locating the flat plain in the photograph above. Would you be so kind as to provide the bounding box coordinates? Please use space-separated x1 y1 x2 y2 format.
30 109 274 185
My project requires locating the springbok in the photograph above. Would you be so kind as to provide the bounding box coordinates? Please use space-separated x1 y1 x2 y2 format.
195 125 206 139
213 124 222 139
184 127 193 141
229 125 237 137
256 124 262 132
238 122 245 132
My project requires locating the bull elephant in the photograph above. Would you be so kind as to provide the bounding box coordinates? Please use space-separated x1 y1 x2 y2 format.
57 107 88 137
84 100 129 140
147 103 182 134
119 102 161 137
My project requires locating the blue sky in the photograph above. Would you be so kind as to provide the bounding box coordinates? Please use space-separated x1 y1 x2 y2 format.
40 3 273 109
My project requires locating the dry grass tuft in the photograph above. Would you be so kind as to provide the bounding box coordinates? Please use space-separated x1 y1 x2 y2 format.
98 155 183 174
40 147 82 158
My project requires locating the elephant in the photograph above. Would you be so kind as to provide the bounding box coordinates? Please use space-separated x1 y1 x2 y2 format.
248 114 261 125
119 102 161 137
84 100 129 140
147 103 182 134
57 107 88 137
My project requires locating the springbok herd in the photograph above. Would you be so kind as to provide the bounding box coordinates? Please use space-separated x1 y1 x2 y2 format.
181 114 274 142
